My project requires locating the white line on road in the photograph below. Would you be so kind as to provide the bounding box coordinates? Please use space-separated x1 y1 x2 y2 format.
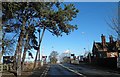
40 65 50 77
59 64 86 77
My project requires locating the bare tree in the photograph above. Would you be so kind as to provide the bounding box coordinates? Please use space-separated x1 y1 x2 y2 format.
107 2 120 40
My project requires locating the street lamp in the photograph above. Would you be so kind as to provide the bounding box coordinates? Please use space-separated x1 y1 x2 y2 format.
84 48 86 57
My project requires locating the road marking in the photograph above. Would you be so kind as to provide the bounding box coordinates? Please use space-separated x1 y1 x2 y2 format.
106 72 110 73
59 64 86 77
40 65 50 77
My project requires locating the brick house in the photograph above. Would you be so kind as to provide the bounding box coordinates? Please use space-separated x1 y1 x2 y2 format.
92 34 119 58
92 34 120 68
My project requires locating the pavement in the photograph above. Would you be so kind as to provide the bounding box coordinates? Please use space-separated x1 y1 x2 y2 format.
1 64 48 77
73 62 120 74
28 64 48 77
1 71 16 77
1 71 32 77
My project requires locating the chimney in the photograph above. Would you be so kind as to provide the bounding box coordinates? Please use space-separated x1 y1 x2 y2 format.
101 34 106 47
109 35 114 43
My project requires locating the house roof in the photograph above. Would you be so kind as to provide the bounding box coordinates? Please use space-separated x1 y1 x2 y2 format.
94 42 103 51
94 41 119 52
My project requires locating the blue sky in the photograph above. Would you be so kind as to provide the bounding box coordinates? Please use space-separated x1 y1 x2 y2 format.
63 0 119 2
35 2 118 59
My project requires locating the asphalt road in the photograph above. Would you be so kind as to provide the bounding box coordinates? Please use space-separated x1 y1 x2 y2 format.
63 63 120 77
29 63 120 77
46 64 82 77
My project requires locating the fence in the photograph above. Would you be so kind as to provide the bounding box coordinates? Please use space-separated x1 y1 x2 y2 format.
0 64 9 72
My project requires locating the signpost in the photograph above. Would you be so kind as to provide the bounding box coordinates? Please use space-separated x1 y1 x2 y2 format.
42 56 47 65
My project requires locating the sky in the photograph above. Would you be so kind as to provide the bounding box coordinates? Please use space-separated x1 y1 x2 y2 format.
35 2 118 60
63 0 120 2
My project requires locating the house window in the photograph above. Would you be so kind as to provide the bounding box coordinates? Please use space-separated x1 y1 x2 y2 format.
119 53 120 57
94 54 96 57
100 54 102 58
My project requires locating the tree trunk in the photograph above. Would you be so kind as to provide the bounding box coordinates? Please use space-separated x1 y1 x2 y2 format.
21 33 28 71
38 28 41 67
33 49 39 69
13 30 23 71
21 47 27 71
0 32 5 63
33 27 45 70
0 45 4 64
0 21 2 63
17 24 25 76
13 49 17 70
0 52 2 64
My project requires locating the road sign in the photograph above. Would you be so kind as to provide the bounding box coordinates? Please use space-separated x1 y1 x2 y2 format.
42 56 47 58
71 54 74 56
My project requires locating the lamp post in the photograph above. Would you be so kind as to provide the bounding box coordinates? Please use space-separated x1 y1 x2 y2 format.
84 48 86 57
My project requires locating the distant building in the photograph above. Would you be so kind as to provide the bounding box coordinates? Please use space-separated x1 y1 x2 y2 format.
79 55 84 62
63 56 70 63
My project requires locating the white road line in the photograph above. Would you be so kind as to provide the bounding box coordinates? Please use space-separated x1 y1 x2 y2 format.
59 64 86 77
44 67 49 77
106 72 110 73
40 69 46 77
40 65 50 77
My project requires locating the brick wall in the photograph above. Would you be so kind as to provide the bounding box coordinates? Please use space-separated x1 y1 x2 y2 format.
93 57 117 68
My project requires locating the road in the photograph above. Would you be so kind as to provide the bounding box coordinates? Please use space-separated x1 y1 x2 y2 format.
62 63 120 77
46 64 82 77
30 63 120 77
